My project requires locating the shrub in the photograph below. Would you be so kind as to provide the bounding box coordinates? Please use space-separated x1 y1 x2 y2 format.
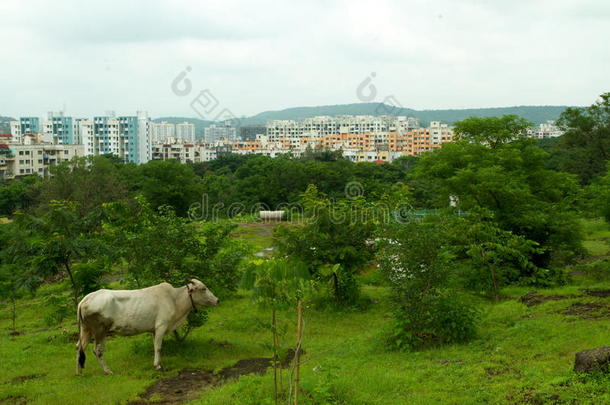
377 214 480 350
386 292 479 351
275 185 377 306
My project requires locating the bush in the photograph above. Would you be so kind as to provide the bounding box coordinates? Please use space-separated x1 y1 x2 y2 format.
386 292 479 351
73 262 107 297
275 185 378 306
377 214 481 350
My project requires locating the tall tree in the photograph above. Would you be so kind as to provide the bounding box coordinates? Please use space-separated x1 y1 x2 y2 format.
413 120 583 269
454 115 531 149
557 92 610 184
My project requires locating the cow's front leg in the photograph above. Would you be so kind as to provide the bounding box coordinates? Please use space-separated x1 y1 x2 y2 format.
153 326 168 370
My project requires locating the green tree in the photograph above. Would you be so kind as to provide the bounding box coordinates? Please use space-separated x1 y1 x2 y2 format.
125 160 203 216
0 176 40 216
588 164 610 223
377 214 480 350
37 156 129 217
412 135 583 270
9 201 106 306
241 258 312 404
275 185 377 305
557 93 610 184
454 115 531 149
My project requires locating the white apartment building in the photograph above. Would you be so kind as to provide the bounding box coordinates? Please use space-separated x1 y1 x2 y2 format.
175 122 196 142
528 121 563 139
152 141 217 163
151 121 175 143
205 122 237 142
265 115 421 142
9 121 22 143
0 143 84 180
429 121 454 145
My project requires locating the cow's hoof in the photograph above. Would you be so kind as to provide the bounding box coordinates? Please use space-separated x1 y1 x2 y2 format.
104 370 114 375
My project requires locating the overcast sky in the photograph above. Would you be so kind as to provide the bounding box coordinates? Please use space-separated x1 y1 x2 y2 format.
0 0 608 119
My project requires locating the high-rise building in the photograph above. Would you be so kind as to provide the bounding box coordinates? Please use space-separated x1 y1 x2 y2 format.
239 125 266 141
265 115 420 142
19 117 41 134
175 122 195 142
93 111 151 164
204 122 237 142
150 121 175 143
9 121 21 143
44 112 75 144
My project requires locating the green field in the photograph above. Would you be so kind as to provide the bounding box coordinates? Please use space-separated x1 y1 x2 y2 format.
1 221 610 404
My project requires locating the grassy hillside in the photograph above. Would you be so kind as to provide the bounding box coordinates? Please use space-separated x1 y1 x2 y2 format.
1 220 609 404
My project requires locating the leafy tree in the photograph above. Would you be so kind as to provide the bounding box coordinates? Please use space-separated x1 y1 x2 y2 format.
377 214 480 350
0 264 28 332
9 201 106 305
241 258 313 404
412 134 584 270
454 115 531 149
557 93 610 184
275 185 377 305
37 156 129 217
448 211 542 298
588 164 610 223
0 176 40 216
123 160 204 217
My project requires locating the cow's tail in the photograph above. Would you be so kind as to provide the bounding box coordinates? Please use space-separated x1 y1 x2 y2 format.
77 303 86 369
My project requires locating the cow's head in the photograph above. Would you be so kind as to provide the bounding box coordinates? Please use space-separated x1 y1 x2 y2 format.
187 279 219 307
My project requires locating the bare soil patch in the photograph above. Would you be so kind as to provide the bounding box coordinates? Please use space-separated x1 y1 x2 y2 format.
7 374 46 385
561 302 610 319
0 395 27 404
583 289 610 298
129 349 300 404
519 291 579 307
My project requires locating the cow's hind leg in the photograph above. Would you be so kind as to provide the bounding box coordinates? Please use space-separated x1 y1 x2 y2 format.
93 334 113 375
76 327 91 376
153 326 168 370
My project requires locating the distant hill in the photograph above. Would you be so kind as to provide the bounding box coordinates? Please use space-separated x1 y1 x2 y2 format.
239 103 574 126
152 117 212 139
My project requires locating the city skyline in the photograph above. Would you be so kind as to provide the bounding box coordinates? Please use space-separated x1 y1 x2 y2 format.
1 0 608 119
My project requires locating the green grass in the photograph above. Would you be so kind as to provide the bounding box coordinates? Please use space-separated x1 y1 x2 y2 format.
229 222 278 253
581 218 610 256
2 219 610 404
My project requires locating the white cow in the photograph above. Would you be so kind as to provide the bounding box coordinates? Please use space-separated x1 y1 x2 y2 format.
76 279 218 375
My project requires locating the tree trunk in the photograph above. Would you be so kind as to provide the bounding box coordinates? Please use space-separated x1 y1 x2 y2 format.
332 272 339 302
11 297 16 332
272 307 278 405
294 300 303 405
64 261 79 307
